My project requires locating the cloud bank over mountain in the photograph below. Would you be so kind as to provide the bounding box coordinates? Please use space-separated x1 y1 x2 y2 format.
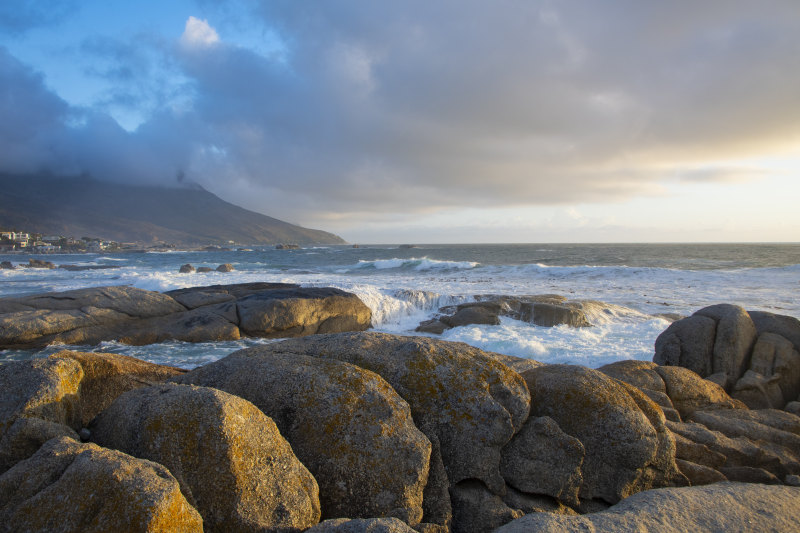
1 1 799 239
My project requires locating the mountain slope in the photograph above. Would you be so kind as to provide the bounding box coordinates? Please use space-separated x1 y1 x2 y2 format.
0 175 346 245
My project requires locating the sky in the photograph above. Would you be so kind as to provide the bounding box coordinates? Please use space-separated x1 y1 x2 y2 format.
1 0 799 243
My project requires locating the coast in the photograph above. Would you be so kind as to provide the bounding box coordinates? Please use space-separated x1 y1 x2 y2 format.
1 282 800 531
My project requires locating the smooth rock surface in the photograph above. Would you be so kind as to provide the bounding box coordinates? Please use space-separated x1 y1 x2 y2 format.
0 437 203 532
495 482 800 533
90 383 321 533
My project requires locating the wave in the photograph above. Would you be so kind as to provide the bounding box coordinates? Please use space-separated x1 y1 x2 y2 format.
345 257 479 273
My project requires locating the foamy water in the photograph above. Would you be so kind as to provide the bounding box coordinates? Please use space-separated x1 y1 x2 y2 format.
2 243 798 368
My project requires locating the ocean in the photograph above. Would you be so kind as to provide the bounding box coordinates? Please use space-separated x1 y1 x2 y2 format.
1 243 798 369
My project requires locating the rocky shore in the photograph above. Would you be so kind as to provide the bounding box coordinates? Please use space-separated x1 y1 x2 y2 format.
1 297 800 531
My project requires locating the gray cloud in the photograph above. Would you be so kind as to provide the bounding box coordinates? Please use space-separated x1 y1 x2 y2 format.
1 1 800 226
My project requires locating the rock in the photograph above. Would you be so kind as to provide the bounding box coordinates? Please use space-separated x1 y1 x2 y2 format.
0 437 203 532
174 350 430 525
671 431 726 469
599 360 667 393
0 261 14 270
688 409 800 455
0 283 372 348
696 304 758 388
500 416 584 506
440 305 500 328
250 333 530 499
654 365 744 418
494 482 800 533
675 458 727 486
51 351 185 426
749 310 800 352
0 418 79 474
0 357 84 437
449 480 523 533
786 474 800 486
501 487 578 516
731 370 785 409
654 314 716 376
521 364 683 504
786 401 800 416
196 266 214 272
749 332 800 405
276 243 300 249
305 518 417 533
179 263 195 273
27 259 56 269
415 319 449 334
236 287 372 338
719 466 781 484
90 383 320 533
530 302 591 327
216 263 234 272
667 420 798 478
57 264 120 271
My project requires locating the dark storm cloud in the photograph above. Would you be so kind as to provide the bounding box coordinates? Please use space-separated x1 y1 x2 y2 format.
2 1 800 222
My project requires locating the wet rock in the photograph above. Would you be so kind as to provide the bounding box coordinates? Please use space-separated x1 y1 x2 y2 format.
216 263 235 272
415 319 449 334
174 350 430 525
90 383 321 533
196 266 214 273
494 482 800 533
0 261 14 270
0 437 203 532
178 263 195 273
440 305 500 328
27 259 56 269
521 364 683 504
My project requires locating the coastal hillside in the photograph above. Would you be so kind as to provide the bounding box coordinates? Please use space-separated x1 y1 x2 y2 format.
0 174 345 245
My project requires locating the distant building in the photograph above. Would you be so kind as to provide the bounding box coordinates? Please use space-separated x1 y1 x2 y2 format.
42 236 62 243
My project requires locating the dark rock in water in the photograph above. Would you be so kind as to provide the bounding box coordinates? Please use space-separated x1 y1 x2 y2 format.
399 244 417 249
415 319 449 334
352 244 360 248
441 305 501 328
58 264 121 271
0 262 14 270
216 263 234 272
0 283 372 348
27 259 55 269
276 243 300 249
196 266 214 273
178 263 195 273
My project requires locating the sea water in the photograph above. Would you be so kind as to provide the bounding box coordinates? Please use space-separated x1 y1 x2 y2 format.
1 243 798 369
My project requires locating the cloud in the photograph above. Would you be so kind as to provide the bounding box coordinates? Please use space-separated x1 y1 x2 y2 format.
0 0 78 36
1 1 800 230
180 16 220 49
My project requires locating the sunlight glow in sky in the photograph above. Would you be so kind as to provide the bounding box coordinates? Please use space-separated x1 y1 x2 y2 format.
1 0 799 243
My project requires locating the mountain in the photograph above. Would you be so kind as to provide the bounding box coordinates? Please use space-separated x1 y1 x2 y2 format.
0 175 346 245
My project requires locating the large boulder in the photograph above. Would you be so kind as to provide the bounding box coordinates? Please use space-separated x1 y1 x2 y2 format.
0 417 79 474
748 332 800 406
494 482 800 533
0 437 203 532
174 350 431 525
236 287 372 337
90 383 321 533
520 364 683 504
0 283 373 348
654 314 717 377
248 333 530 498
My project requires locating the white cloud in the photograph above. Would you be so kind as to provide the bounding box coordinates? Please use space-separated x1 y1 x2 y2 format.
180 16 220 49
